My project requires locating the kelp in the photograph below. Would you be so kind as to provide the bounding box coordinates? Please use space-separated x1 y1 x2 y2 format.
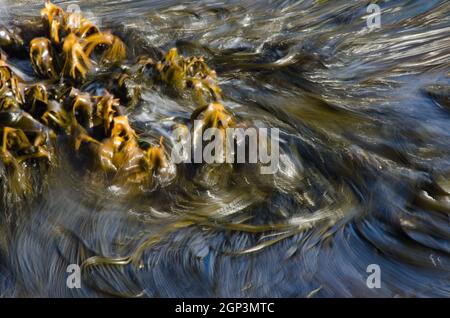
191 101 234 130
0 1 289 283
61 33 92 80
30 38 59 79
153 48 222 105
0 58 24 105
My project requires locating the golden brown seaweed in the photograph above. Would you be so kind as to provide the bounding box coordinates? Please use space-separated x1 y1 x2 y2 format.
93 92 120 134
41 1 66 45
191 102 234 130
62 33 92 80
24 84 48 116
154 48 221 105
30 37 58 79
0 59 24 104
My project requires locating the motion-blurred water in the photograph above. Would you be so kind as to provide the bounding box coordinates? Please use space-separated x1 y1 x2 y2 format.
0 0 449 297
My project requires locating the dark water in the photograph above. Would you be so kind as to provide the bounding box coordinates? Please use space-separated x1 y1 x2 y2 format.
0 0 449 297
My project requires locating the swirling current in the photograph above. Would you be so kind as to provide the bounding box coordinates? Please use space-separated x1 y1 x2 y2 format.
0 0 449 297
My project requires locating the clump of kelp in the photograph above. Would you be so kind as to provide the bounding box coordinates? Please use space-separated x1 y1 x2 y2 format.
0 1 240 212
0 1 261 257
0 2 318 286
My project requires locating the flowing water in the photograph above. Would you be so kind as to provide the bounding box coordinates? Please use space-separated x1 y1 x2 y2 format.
0 0 449 297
